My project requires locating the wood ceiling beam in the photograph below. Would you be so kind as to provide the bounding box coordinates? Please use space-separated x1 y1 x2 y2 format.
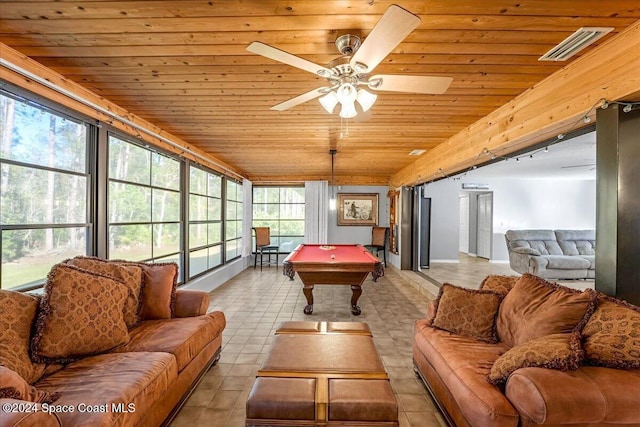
391 19 640 187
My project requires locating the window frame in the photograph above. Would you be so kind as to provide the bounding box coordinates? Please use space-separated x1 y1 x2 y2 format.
106 131 184 281
0 87 94 291
252 185 305 254
187 163 224 279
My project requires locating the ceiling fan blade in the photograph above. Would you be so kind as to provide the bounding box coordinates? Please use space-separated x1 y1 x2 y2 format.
350 5 421 73
369 74 453 94
271 87 328 111
247 41 333 77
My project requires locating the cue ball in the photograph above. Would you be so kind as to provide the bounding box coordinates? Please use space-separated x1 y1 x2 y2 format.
330 255 336 259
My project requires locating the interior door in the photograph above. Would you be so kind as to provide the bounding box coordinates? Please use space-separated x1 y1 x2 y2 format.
477 193 493 259
459 195 470 253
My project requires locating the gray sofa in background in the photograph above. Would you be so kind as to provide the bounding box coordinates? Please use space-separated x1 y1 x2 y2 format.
505 229 595 279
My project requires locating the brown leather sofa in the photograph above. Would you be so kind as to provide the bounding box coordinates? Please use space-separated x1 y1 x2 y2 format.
413 274 640 427
0 261 225 427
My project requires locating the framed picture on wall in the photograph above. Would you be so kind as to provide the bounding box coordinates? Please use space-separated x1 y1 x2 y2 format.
337 193 379 226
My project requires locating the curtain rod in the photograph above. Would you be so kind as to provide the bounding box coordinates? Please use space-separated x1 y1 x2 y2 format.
1 57 245 181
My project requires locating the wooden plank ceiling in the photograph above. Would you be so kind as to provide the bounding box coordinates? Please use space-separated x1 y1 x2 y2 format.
2 1 640 184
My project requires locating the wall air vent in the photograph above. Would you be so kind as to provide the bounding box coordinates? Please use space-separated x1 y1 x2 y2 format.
539 27 614 61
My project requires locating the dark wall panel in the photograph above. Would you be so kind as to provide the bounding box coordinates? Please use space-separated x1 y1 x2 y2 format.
596 104 640 305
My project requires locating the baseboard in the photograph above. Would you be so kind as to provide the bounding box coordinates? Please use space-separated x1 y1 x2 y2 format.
489 260 510 264
430 259 460 263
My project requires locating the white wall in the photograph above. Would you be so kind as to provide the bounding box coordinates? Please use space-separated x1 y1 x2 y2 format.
423 178 596 262
327 185 390 246
422 179 463 262
490 178 596 260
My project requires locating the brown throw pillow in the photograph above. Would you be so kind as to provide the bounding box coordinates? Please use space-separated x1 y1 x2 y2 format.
496 274 596 348
430 283 503 343
582 294 640 369
488 333 583 387
66 256 144 328
0 290 46 384
479 275 519 296
114 261 178 320
0 366 59 404
31 264 130 364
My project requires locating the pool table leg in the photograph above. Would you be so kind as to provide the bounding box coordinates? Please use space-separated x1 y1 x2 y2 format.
303 284 314 315
350 285 362 315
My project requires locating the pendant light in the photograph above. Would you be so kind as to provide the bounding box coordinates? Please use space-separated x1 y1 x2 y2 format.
329 149 337 210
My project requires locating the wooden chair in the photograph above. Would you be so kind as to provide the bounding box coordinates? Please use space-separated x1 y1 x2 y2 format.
253 227 279 270
364 226 389 266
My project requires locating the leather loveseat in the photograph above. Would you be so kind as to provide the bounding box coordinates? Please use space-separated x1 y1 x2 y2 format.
413 274 640 427
0 257 226 427
505 229 595 279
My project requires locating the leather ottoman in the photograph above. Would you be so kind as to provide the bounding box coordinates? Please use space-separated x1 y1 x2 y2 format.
246 321 398 426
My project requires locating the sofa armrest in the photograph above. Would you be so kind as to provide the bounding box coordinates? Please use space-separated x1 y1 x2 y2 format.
508 251 534 274
174 289 210 317
506 367 640 425
512 246 541 256
0 399 61 427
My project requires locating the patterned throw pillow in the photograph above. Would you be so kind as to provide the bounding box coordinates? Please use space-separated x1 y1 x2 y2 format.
582 294 640 369
0 366 59 404
497 274 596 348
67 256 144 328
31 264 130 364
430 283 503 343
488 333 583 387
115 261 178 320
479 275 519 296
0 291 46 384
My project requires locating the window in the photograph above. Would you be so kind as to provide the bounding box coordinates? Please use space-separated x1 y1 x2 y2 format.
225 179 243 261
1 86 244 290
1 91 91 290
253 187 304 253
188 165 222 278
107 134 183 280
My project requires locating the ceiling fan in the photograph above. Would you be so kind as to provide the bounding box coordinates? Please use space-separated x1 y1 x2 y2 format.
246 4 453 118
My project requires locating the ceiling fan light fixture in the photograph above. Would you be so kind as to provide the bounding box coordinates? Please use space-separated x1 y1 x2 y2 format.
357 89 377 112
339 100 357 119
336 83 357 104
319 91 339 114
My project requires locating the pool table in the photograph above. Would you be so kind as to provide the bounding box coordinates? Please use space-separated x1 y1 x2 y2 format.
282 244 384 315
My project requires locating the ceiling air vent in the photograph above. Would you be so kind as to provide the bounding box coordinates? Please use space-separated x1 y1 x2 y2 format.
539 27 614 61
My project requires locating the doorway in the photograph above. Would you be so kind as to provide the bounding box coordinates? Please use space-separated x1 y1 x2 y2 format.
459 191 493 260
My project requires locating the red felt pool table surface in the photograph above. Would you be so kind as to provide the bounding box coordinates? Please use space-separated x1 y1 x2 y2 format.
284 244 380 265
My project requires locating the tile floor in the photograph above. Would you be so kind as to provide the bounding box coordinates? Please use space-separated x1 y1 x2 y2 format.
423 254 595 291
169 254 594 426
170 264 444 427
